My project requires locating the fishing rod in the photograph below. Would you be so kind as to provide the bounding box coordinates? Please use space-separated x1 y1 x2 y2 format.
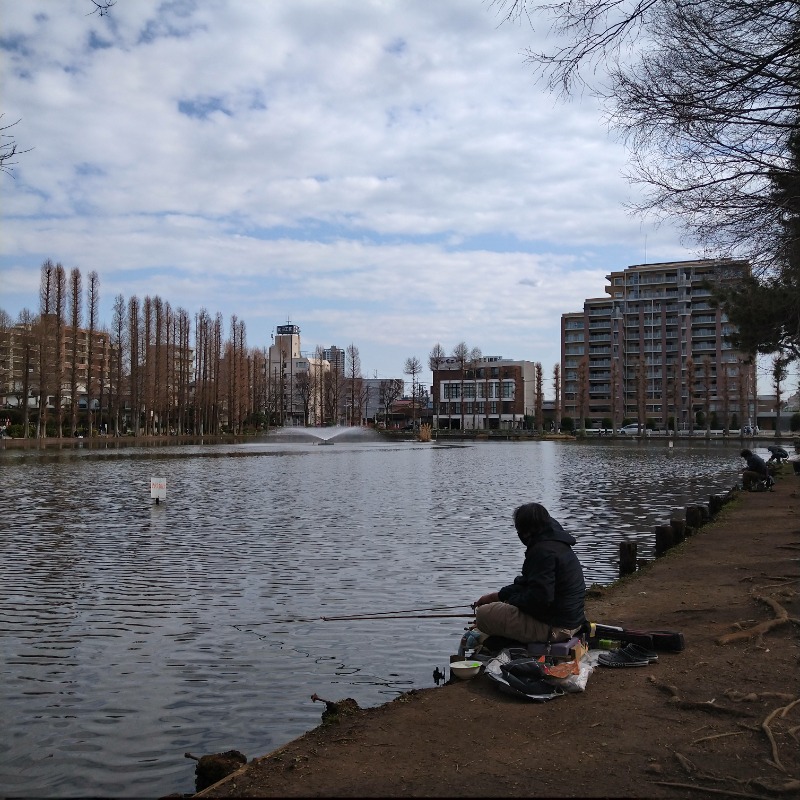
236 604 474 626
322 612 475 622
317 604 472 621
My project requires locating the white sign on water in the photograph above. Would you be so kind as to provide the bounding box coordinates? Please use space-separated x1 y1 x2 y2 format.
150 476 166 500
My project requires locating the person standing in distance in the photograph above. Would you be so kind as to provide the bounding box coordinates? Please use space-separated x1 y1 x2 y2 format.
473 503 586 644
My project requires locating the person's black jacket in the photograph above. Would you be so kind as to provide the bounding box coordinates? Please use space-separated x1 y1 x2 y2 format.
497 518 586 629
744 453 768 475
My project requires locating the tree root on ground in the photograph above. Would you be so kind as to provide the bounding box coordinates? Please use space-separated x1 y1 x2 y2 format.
716 595 800 645
724 690 796 703
761 698 800 774
649 677 752 716
652 780 786 799
664 696 800 797
749 777 800 794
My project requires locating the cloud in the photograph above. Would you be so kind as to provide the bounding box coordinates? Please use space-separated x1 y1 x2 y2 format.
0 0 695 385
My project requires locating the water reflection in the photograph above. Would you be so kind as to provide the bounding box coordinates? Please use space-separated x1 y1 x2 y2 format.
0 437 749 797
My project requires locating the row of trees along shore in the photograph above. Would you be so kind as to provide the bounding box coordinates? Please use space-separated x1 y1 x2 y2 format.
2 260 378 439
4 258 794 440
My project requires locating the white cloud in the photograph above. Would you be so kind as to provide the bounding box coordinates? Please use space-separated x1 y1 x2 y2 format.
0 0 695 386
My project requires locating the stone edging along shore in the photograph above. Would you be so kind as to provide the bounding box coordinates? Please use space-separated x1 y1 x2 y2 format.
189 468 799 799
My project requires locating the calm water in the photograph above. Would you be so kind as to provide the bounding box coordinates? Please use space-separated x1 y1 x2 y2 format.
0 433 751 797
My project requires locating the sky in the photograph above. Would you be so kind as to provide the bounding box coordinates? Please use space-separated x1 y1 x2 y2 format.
0 0 729 396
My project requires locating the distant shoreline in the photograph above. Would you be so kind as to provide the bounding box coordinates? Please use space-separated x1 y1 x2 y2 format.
0 433 249 450
2 428 796 450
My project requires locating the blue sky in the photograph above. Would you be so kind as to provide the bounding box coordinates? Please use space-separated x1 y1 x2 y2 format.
1 0 720 394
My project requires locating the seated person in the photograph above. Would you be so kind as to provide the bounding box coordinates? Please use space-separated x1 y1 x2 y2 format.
740 448 770 489
473 503 586 644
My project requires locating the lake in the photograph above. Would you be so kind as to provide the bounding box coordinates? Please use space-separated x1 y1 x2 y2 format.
0 432 750 797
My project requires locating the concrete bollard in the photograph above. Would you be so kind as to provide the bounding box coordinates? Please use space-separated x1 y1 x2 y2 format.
685 504 708 531
619 541 638 577
655 524 674 556
708 494 725 517
670 518 686 545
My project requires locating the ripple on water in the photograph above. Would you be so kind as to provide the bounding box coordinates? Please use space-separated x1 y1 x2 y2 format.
0 438 747 796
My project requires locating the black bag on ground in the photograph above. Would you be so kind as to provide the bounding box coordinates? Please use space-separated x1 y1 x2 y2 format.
593 623 684 652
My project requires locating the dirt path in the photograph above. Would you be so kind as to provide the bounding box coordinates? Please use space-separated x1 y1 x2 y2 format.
194 472 800 799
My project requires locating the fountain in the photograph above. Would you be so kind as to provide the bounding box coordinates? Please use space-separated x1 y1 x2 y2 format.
266 426 382 444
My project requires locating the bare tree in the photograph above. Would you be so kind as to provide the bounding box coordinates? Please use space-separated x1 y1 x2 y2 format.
111 294 126 436
404 356 422 429
153 298 164 434
37 259 55 438
53 264 66 438
69 268 82 436
0 117 30 177
772 354 789 436
324 347 345 424
141 296 153 435
498 0 800 273
176 308 191 434
97 326 109 435
347 343 362 426
86 271 99 437
535 362 544 433
17 309 35 437
552 363 561 432
468 347 482 429
736 357 749 438
295 369 313 426
451 342 469 431
87 0 116 16
313 345 327 427
428 343 446 428
128 296 140 435
212 313 223 434
380 378 404 428
236 318 247 432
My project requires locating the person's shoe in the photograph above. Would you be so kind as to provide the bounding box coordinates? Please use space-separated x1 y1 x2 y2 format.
620 642 658 663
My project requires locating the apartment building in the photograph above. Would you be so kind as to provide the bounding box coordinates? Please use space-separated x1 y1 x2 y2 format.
267 324 327 425
0 318 112 413
432 356 538 430
561 259 756 430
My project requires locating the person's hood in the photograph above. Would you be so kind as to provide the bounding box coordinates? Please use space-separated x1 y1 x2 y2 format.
531 516 576 546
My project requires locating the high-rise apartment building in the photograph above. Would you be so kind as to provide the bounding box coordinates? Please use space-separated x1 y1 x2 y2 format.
561 259 756 430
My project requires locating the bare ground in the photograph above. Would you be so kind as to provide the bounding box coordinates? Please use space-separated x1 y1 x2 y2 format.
196 471 800 799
